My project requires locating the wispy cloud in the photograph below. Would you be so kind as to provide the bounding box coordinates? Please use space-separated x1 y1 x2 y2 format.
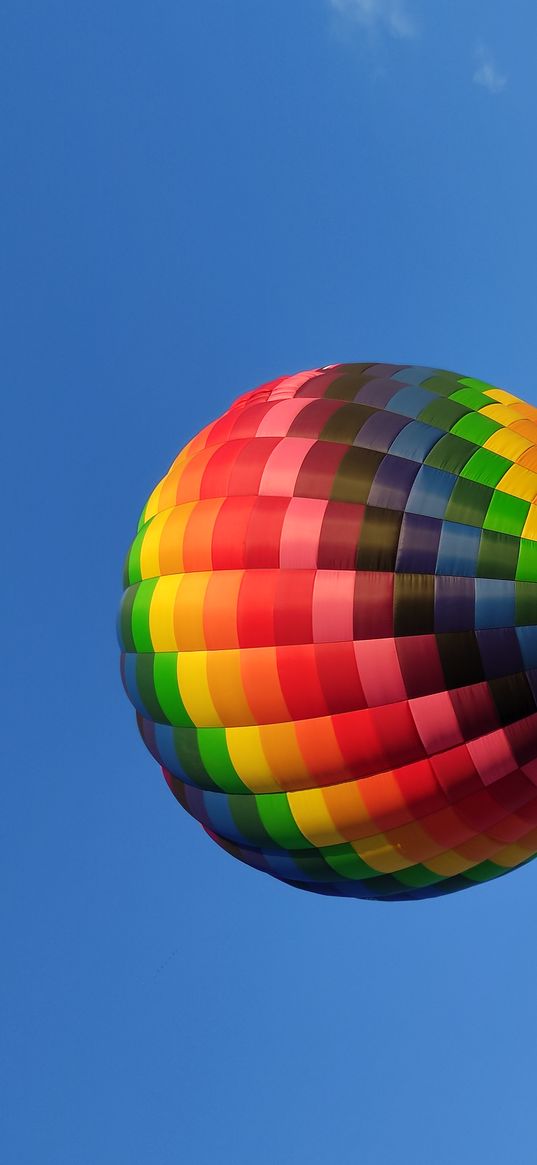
329 0 418 40
473 43 507 94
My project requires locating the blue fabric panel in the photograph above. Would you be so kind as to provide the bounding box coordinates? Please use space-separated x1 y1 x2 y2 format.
396 513 442 573
122 653 152 719
475 578 516 629
153 723 188 781
355 411 409 452
434 576 475 632
201 791 250 847
368 454 420 510
389 420 444 461
355 379 401 408
392 366 438 385
516 626 537 669
436 521 481 577
406 465 456 519
385 386 437 419
476 627 522 678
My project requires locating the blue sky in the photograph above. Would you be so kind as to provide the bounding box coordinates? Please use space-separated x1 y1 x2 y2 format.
3 1 537 1161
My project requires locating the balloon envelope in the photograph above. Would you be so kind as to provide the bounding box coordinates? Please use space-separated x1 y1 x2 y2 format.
119 362 537 900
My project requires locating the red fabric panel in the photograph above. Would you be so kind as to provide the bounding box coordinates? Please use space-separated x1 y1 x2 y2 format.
227 437 282 496
211 496 256 569
273 570 315 646
236 570 278 648
294 441 348 499
353 572 394 640
244 496 289 568
276 644 329 720
314 641 366 715
317 501 364 570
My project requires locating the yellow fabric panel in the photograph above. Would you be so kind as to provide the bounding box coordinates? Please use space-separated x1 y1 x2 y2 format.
480 403 529 426
521 505 537 540
225 725 282 793
148 576 182 651
425 850 476 876
288 786 346 847
206 651 257 727
496 463 537 502
177 652 223 727
483 428 532 462
377 819 445 864
158 464 187 511
143 479 166 523
173 572 210 650
483 388 537 420
158 502 197 577
139 509 173 580
454 833 501 862
352 835 414 874
483 388 523 405
493 830 537 868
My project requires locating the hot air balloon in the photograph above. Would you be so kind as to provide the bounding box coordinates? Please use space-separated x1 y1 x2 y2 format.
118 362 537 900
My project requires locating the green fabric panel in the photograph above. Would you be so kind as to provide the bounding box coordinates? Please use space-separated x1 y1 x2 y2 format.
392 864 445 889
255 792 311 850
516 540 537 583
292 852 342 881
458 376 498 394
153 653 192 726
515 581 537 623
450 412 501 446
172 726 221 789
321 844 379 880
319 403 374 444
463 860 506 884
125 525 146 586
325 371 372 401
450 387 494 411
421 374 461 396
418 397 470 431
118 587 137 652
136 654 166 723
225 794 276 849
331 446 383 504
425 434 477 474
477 530 519 580
131 579 158 652
137 502 150 532
197 728 248 793
444 479 493 527
484 491 529 537
459 448 511 487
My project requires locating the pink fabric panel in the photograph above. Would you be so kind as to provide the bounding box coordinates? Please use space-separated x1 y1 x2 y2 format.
410 691 463 754
258 438 315 497
312 571 355 643
354 638 406 707
267 367 324 400
279 497 328 568
468 729 517 784
256 398 313 437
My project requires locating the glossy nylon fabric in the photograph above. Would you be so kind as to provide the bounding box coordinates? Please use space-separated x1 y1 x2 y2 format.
119 363 537 900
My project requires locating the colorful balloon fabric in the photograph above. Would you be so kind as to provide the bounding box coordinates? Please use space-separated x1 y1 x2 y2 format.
119 362 537 901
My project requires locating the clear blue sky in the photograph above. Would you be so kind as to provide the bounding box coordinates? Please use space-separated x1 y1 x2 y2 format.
3 2 537 1162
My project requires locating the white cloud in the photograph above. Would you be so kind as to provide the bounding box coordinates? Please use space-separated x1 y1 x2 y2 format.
329 0 417 40
473 44 507 93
